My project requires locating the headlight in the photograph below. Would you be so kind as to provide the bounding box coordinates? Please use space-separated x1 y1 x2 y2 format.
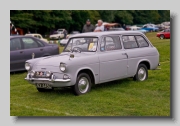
25 62 31 71
60 63 66 72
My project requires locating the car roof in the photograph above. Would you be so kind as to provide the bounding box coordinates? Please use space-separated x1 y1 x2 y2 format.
70 31 143 38
10 35 24 38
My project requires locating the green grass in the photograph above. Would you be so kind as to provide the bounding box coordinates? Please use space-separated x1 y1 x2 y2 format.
10 32 170 116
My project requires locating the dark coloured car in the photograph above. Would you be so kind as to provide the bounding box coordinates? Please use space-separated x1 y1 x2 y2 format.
10 35 59 72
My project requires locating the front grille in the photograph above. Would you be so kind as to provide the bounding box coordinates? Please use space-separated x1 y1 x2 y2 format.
33 71 52 78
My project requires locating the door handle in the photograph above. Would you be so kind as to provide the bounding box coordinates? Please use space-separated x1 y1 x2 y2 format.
20 51 23 53
122 53 128 58
40 48 43 51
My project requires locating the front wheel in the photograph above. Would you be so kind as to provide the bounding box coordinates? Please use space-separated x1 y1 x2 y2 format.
133 64 148 81
73 73 92 96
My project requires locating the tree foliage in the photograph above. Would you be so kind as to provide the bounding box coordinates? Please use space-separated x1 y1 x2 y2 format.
10 10 170 34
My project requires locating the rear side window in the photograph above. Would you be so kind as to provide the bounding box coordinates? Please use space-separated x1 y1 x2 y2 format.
36 40 45 47
10 38 22 51
135 36 149 47
122 36 138 49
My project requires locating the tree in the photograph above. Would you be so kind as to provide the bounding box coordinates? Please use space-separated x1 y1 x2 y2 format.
114 11 133 25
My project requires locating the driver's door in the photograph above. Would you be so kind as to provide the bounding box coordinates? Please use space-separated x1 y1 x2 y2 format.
98 35 128 83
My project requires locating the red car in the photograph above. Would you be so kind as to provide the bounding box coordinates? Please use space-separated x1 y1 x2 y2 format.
156 29 170 39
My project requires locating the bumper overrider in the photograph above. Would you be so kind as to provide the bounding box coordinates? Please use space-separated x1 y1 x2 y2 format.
24 72 72 88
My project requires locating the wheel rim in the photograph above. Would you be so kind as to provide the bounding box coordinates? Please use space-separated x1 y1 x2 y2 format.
78 77 89 93
138 67 146 81
160 35 164 39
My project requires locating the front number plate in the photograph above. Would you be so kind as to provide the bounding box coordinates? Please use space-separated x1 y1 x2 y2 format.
36 83 52 89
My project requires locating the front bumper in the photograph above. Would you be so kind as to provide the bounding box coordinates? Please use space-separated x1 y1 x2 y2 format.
25 73 72 87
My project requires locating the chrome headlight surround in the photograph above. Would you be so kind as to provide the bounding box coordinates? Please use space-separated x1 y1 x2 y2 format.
25 62 31 71
60 62 66 72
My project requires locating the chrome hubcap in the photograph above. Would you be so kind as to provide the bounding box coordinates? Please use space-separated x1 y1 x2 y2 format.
138 67 146 81
78 77 89 93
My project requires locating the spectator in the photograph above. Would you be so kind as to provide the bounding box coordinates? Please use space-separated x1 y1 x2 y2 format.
63 29 68 39
122 24 126 30
82 19 95 33
94 20 104 32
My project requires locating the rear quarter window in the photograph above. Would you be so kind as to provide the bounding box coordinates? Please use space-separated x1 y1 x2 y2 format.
135 36 149 47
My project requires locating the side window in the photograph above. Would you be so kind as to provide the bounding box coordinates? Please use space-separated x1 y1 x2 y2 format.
37 35 41 39
22 38 39 49
100 36 122 51
36 40 45 47
122 36 138 49
10 38 22 51
135 36 149 47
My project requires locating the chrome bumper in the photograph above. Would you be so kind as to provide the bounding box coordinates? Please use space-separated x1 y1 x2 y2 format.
24 74 70 82
25 77 70 82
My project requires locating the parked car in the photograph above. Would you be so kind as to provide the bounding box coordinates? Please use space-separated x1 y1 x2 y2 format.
129 25 141 30
10 35 59 72
108 28 125 31
24 31 160 95
60 31 80 46
25 33 49 43
129 28 147 34
49 31 64 40
156 29 170 39
141 25 159 32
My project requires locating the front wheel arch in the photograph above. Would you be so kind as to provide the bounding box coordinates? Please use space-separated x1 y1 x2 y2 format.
76 69 95 86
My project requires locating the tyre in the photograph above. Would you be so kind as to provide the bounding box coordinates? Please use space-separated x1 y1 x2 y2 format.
37 88 54 92
73 73 92 96
160 34 165 39
133 64 148 81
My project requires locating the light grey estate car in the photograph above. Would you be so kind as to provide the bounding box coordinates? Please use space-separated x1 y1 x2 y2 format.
25 31 160 95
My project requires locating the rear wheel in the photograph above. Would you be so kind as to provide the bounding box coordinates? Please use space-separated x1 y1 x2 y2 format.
160 34 165 39
133 64 148 81
73 73 92 96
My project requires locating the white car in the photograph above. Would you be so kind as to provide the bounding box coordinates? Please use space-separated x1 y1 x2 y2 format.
129 25 141 30
49 30 64 40
25 33 49 43
60 31 80 46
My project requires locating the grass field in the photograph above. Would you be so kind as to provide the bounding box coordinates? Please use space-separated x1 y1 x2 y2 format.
10 32 170 116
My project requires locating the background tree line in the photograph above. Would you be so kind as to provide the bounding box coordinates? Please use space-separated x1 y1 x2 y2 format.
10 10 170 35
